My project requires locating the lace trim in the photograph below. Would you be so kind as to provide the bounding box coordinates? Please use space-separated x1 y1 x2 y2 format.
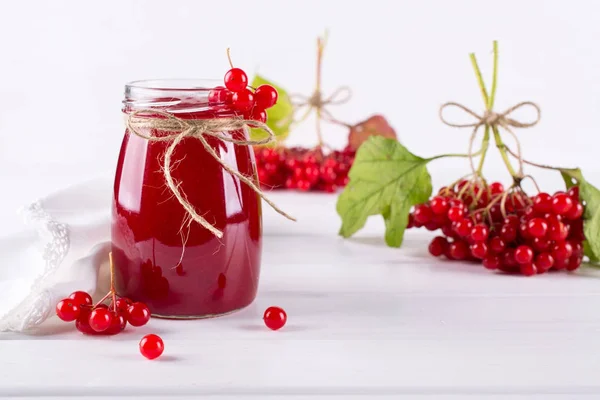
0 201 70 331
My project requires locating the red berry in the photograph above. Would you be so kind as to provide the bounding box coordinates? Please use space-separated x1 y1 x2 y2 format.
567 186 580 201
454 218 473 238
447 206 464 222
115 298 132 314
254 84 278 109
519 263 537 276
500 224 517 243
305 166 320 184
449 241 469 260
514 245 534 264
56 299 80 322
75 306 97 335
564 202 583 220
501 249 518 268
552 193 573 215
489 182 504 195
231 89 255 112
535 252 554 272
249 108 267 123
570 240 584 257
224 68 248 92
548 220 569 241
105 311 127 335
413 204 433 224
68 291 93 306
263 306 287 330
296 180 311 192
470 224 489 242
518 223 531 240
533 193 552 214
526 218 548 238
127 302 151 327
430 196 449 215
532 237 551 252
552 241 573 262
489 236 506 253
483 254 501 269
208 86 229 105
89 308 113 332
567 256 582 271
470 242 488 259
139 334 164 360
503 215 519 227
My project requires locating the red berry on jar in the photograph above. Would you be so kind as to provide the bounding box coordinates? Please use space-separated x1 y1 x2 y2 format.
208 86 229 105
224 68 248 92
254 84 278 109
231 89 255 112
263 306 287 331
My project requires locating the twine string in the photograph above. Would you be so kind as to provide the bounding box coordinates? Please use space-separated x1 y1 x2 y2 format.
126 109 296 239
439 101 541 176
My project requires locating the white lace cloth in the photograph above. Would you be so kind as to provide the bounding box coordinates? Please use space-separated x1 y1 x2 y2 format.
0 178 112 332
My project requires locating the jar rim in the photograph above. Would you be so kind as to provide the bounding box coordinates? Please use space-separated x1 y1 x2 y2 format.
123 79 224 112
126 79 222 92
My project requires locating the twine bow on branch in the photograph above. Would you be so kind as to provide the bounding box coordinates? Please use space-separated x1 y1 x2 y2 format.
437 41 542 180
288 30 353 147
126 109 296 239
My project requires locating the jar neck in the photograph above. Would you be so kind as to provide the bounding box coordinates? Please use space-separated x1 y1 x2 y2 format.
123 79 232 115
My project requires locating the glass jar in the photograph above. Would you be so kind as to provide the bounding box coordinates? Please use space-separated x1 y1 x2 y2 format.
112 79 262 318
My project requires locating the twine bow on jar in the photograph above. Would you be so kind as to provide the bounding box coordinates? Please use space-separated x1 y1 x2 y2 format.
125 109 296 239
438 101 541 177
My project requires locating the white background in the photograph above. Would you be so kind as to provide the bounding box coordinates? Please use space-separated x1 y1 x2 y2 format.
1 0 600 195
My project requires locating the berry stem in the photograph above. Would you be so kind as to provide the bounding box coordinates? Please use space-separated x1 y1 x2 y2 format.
470 53 489 106
503 145 579 175
492 125 520 179
488 41 499 110
226 48 234 69
314 32 327 148
109 252 117 312
428 147 485 162
475 126 490 174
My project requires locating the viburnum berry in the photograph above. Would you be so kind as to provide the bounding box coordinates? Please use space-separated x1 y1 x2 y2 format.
56 299 80 322
254 85 278 109
68 291 93 307
449 241 469 260
552 193 573 215
470 224 489 242
470 242 488 259
127 302 151 327
454 218 473 238
89 308 113 332
514 245 534 264
430 196 450 215
139 334 164 360
263 306 287 331
489 236 506 253
533 193 552 214
224 67 248 92
447 206 465 222
489 182 504 195
231 89 255 112
413 204 433 224
519 263 537 276
526 218 548 238
534 253 554 273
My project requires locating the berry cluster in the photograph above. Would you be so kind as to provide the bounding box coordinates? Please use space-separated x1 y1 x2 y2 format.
56 290 150 335
208 64 278 123
409 180 585 276
254 146 356 192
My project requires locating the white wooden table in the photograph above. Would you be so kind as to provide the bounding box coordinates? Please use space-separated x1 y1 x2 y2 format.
2 168 600 399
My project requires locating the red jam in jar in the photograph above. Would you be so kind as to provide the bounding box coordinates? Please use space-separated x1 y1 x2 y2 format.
112 80 262 318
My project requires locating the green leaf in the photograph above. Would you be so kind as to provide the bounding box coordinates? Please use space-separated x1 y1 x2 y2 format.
249 74 293 143
560 168 600 261
336 136 433 247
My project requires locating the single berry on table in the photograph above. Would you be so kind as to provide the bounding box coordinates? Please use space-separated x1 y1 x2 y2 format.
139 334 164 360
263 306 287 331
